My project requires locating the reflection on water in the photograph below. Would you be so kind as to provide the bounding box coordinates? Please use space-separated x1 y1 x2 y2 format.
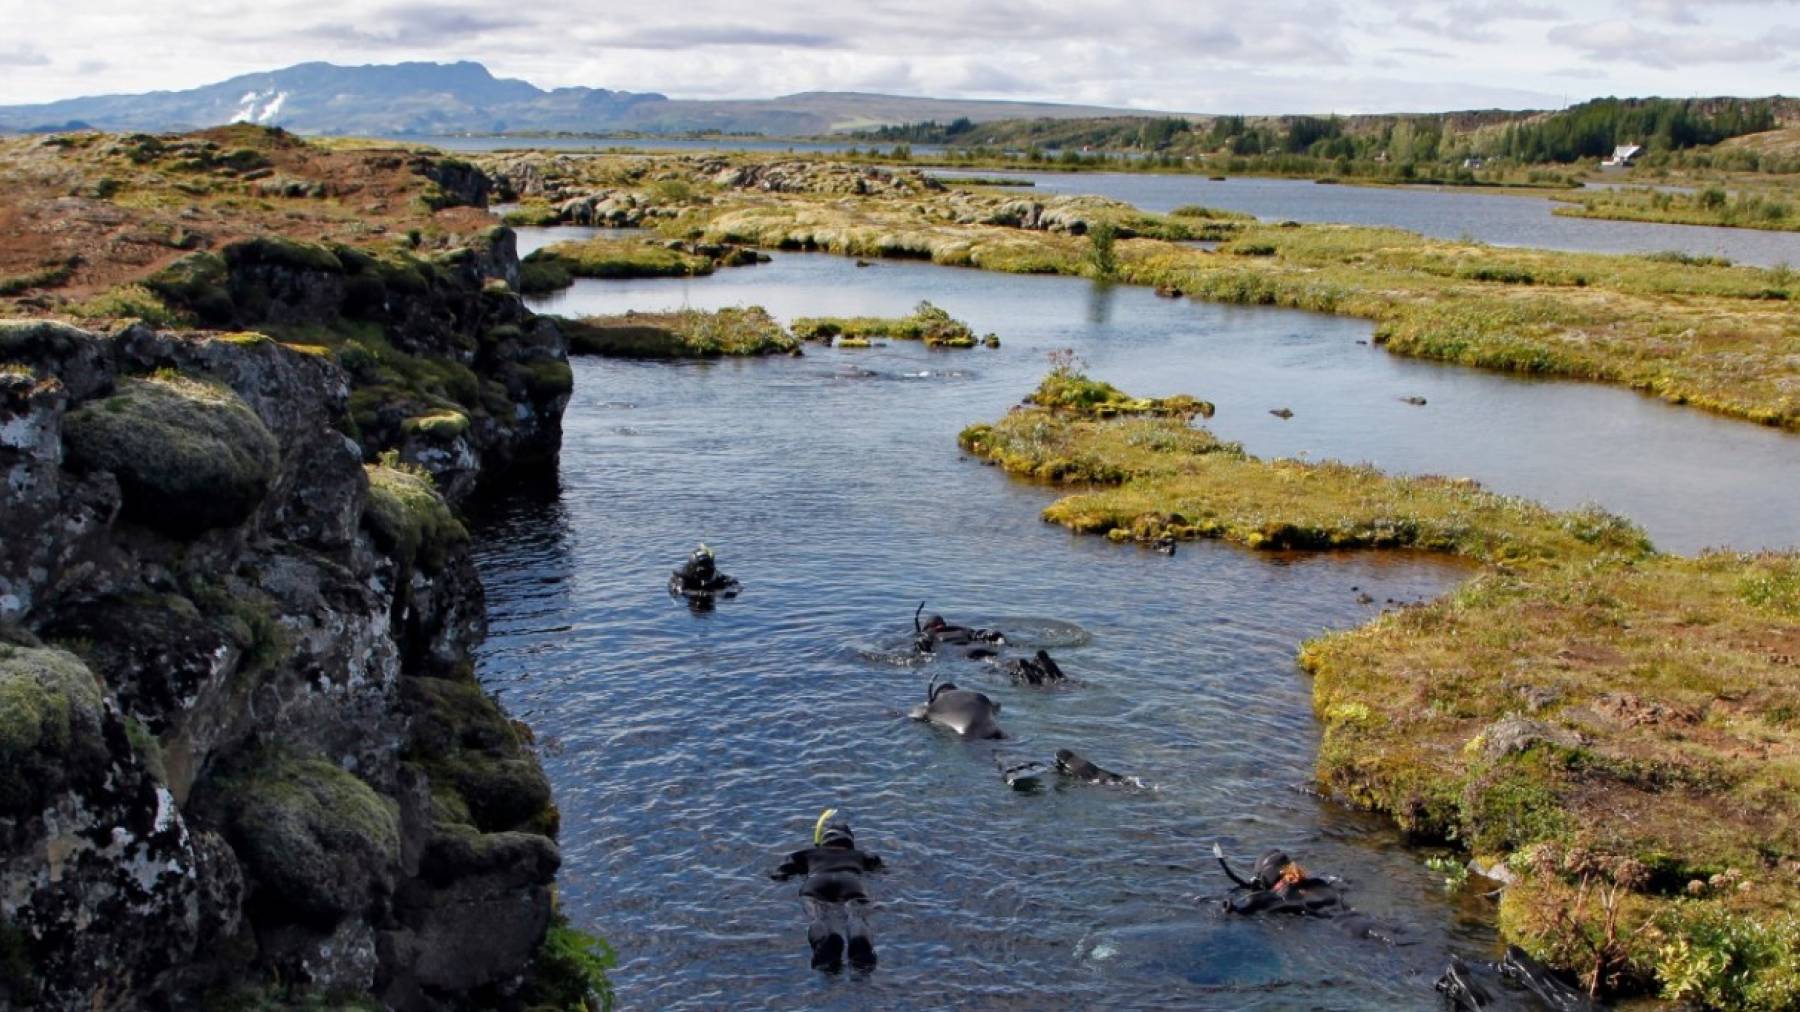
472 243 1800 1008
522 240 1800 554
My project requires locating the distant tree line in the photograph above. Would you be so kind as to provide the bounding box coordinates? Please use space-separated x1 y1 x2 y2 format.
852 97 1787 168
1490 98 1778 162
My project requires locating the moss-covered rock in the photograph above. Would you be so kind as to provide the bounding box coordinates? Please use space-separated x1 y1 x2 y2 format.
0 643 109 816
404 677 552 834
362 464 468 572
143 251 234 324
39 593 231 734
205 748 400 925
221 236 346 275
62 373 280 537
401 410 470 441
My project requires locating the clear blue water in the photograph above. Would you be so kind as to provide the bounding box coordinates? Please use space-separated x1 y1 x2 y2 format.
470 241 1800 1009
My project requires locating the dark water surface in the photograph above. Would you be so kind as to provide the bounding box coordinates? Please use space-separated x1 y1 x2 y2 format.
470 241 1800 1009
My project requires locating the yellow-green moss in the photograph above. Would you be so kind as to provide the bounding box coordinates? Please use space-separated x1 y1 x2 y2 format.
401 410 470 440
362 463 468 571
0 644 106 814
518 238 712 294
1021 363 1213 419
964 388 1647 564
205 747 400 922
69 284 186 327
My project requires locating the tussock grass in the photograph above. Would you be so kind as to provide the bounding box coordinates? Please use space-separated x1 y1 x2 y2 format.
1303 553 1800 1008
1554 187 1798 232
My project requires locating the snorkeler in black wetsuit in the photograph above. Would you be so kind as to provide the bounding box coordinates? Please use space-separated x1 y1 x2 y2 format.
771 810 884 970
913 602 1005 653
1437 947 1597 1012
1215 845 1347 915
669 543 740 600
1213 844 1404 944
999 649 1067 686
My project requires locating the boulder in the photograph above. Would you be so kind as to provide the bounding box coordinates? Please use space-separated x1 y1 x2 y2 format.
204 749 401 926
62 373 279 537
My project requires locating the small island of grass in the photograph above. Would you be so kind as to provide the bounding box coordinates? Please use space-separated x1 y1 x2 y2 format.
791 300 996 348
556 307 799 358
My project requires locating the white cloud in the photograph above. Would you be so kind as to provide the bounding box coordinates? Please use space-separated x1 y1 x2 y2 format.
1547 18 1784 67
0 0 1794 112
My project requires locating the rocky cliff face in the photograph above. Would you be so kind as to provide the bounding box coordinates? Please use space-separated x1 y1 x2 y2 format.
0 226 571 1009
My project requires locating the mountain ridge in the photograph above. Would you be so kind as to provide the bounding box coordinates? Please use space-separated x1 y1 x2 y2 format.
0 59 1186 137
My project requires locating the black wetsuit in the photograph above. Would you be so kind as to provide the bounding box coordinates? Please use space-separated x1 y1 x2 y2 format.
1216 850 1403 944
670 551 739 598
914 614 1004 653
1002 650 1067 685
773 839 883 969
1437 948 1596 1012
1225 877 1346 916
1054 748 1125 784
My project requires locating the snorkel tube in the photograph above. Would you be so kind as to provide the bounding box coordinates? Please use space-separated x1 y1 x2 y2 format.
814 807 840 845
914 601 926 633
1213 841 1255 889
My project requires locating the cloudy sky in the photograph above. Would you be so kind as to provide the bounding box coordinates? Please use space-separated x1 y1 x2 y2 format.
1 0 1796 112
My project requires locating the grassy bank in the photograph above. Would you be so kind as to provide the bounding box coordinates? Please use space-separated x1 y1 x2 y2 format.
1552 187 1798 232
958 368 1650 565
557 307 798 358
1302 554 1800 1007
963 370 1797 1007
695 192 1799 431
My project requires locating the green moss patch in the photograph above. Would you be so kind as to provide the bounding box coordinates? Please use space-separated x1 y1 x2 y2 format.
362 463 467 572
204 748 399 924
963 379 1646 563
403 676 552 835
1022 361 1213 418
401 410 470 441
62 372 280 537
0 644 108 816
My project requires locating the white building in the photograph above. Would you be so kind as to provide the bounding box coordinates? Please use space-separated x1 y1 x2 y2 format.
1600 144 1643 169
